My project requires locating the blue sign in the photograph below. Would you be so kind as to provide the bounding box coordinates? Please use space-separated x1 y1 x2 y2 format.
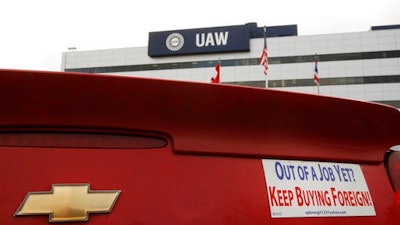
148 25 250 57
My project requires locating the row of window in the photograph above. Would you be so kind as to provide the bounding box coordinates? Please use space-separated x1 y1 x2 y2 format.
65 50 400 73
267 74 400 88
223 79 400 108
223 74 400 88
374 100 400 108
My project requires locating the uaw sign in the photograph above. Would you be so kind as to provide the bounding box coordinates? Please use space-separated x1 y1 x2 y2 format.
148 25 250 57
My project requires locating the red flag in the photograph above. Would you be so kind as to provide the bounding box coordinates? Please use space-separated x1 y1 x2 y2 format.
314 58 319 84
211 62 220 83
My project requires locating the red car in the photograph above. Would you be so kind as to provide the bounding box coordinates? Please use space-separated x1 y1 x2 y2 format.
0 68 399 224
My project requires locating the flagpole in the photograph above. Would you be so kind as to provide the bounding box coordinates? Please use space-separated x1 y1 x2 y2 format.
264 26 268 88
218 57 221 83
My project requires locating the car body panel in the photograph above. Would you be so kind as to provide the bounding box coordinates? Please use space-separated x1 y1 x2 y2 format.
0 69 399 224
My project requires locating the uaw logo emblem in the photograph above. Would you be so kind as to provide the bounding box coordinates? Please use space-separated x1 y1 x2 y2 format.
14 184 120 222
166 32 184 52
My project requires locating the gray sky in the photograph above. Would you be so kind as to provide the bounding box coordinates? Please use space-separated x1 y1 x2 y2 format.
0 0 399 71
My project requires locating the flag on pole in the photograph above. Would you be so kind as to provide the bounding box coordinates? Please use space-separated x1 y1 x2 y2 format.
314 55 320 84
211 60 220 83
260 26 269 76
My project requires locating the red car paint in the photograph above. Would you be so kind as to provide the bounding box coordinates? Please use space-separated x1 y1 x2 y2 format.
0 69 399 224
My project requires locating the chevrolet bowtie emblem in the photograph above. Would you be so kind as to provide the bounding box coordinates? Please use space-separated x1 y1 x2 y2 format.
14 184 120 222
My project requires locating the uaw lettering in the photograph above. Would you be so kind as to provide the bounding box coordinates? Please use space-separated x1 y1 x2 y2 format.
262 159 376 217
148 25 250 57
196 32 229 47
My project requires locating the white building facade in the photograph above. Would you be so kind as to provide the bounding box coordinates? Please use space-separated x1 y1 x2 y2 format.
61 23 400 108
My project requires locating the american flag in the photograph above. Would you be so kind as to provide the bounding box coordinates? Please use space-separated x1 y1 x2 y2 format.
260 47 268 76
260 27 269 75
314 57 319 84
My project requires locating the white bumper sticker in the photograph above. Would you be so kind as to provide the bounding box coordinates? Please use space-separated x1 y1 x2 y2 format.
262 159 376 218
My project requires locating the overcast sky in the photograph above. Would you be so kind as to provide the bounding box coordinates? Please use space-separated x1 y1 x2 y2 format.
0 0 399 71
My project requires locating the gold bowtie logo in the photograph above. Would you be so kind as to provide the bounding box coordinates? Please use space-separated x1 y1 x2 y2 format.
15 184 120 222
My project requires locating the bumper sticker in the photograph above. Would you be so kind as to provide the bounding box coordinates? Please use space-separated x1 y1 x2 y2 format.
262 159 376 218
